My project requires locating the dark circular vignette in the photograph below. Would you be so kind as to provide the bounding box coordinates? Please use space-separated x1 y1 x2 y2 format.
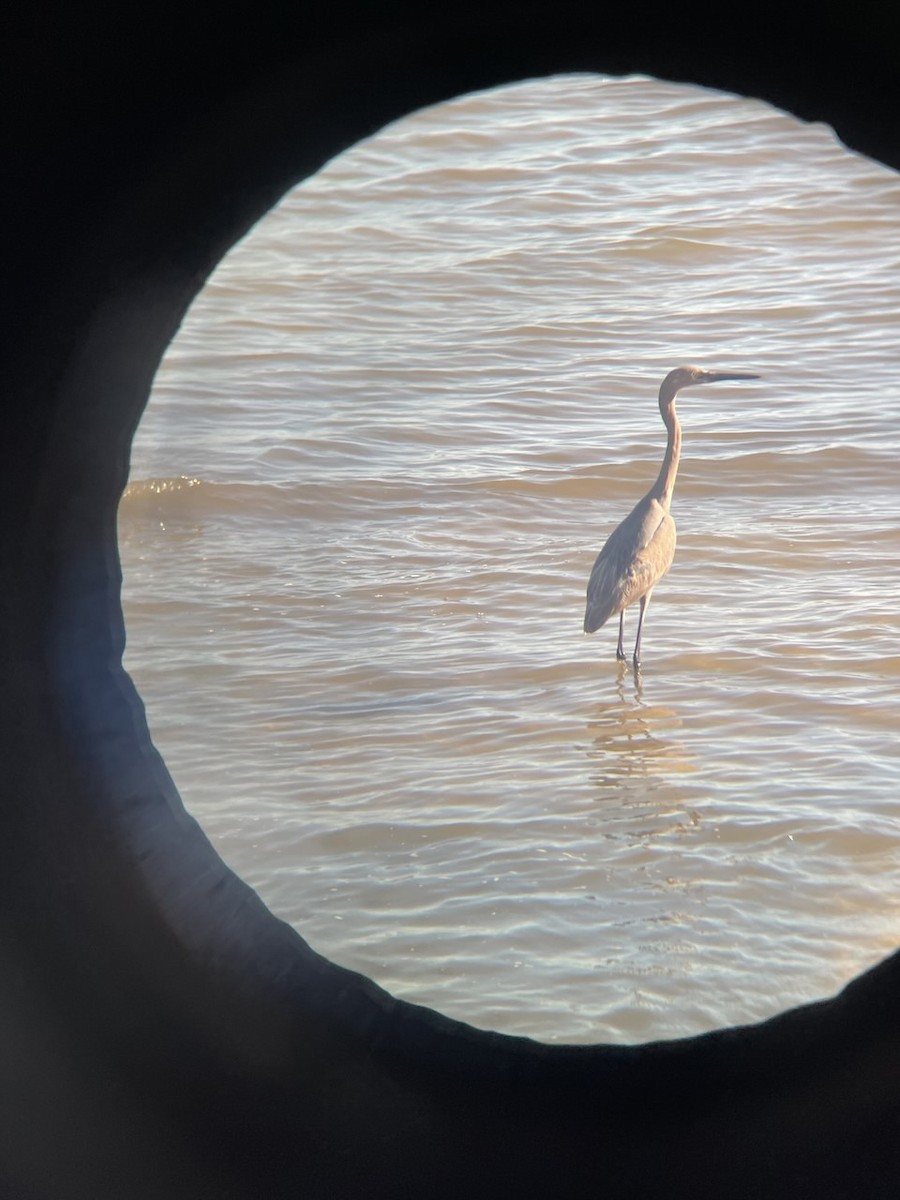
2 3 900 1198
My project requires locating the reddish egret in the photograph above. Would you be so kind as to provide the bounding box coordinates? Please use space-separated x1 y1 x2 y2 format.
584 365 759 668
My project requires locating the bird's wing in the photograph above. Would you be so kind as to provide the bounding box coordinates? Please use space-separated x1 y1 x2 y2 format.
584 502 676 633
584 535 632 632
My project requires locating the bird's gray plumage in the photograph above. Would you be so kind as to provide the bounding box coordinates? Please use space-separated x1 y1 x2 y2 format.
584 495 675 632
584 365 759 668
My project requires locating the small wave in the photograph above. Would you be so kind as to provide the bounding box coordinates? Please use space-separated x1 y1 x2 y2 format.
123 475 204 500
120 476 292 523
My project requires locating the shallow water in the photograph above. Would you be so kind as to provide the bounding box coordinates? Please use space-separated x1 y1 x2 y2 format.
119 73 900 1043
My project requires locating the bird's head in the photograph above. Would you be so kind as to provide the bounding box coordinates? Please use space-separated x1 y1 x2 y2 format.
660 364 760 402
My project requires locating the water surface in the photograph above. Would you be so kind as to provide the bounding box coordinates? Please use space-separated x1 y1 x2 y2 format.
120 74 900 1043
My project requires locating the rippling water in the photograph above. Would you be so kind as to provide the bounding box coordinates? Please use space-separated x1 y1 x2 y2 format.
119 74 900 1043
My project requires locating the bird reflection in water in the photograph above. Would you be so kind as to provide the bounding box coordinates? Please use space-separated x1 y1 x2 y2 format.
584 666 693 793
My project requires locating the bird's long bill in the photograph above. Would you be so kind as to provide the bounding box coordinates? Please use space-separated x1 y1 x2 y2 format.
701 370 761 383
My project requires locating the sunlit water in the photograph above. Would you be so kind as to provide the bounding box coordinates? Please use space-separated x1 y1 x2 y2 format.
119 74 900 1043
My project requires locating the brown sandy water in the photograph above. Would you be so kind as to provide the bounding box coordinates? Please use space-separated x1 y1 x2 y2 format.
120 74 900 1042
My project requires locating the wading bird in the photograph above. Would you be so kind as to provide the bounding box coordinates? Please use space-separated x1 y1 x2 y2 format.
584 365 759 669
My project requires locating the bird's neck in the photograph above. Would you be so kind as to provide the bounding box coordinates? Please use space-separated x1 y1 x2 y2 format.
649 402 681 510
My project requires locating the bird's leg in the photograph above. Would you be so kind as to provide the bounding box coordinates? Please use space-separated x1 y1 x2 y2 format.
633 592 651 669
615 611 626 661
